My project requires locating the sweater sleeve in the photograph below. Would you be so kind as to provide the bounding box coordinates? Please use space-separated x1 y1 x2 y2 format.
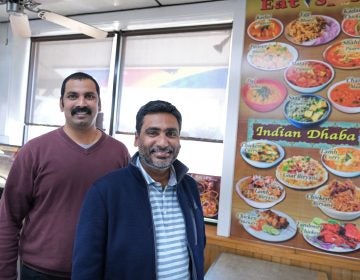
72 184 107 279
0 147 35 280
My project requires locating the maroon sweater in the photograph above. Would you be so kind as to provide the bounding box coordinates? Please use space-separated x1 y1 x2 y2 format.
0 128 130 279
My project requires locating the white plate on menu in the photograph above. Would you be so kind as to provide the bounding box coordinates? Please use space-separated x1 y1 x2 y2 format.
303 223 360 253
247 42 298 71
240 209 297 242
240 140 285 169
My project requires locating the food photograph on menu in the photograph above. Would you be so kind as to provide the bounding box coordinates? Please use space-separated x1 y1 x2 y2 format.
189 173 221 223
230 0 360 257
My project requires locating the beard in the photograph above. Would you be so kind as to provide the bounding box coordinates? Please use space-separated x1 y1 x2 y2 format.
138 144 180 171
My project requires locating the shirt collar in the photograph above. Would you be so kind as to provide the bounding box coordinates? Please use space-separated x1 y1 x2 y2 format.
136 156 177 187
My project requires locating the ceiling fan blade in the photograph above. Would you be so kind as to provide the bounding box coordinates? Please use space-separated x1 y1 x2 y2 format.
9 14 32 37
38 11 108 39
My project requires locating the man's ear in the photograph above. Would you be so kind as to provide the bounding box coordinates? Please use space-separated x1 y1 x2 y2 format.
134 132 139 147
59 97 64 112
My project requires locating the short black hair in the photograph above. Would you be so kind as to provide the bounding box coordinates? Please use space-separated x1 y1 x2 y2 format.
60 72 100 98
136 100 182 134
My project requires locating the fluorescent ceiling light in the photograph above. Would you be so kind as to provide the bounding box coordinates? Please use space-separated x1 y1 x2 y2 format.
126 19 231 30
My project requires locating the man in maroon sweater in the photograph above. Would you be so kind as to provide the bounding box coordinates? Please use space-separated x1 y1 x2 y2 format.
0 72 130 280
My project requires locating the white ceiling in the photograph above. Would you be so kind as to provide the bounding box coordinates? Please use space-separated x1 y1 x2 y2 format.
0 0 223 22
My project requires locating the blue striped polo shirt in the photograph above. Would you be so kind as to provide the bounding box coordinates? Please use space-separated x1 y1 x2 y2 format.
136 157 190 280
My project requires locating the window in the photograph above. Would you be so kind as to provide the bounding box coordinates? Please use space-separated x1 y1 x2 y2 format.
26 36 116 140
114 26 231 176
25 25 232 176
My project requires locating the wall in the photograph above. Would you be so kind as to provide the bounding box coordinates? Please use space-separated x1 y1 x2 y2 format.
0 27 30 145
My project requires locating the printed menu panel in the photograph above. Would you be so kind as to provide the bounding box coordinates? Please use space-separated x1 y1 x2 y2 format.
189 173 221 223
231 0 360 257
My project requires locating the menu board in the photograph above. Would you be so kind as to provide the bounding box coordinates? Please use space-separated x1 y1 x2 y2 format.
190 173 221 223
231 0 360 256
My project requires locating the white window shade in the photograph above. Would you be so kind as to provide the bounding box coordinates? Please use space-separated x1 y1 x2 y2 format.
117 29 231 141
27 37 115 130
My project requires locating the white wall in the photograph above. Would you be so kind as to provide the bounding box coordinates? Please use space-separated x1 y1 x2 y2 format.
0 25 30 145
0 0 246 236
0 23 9 143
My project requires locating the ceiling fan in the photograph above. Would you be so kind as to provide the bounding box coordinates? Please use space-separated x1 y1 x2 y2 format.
0 0 108 39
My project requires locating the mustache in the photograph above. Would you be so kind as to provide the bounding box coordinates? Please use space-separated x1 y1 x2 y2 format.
71 107 92 116
150 147 174 154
